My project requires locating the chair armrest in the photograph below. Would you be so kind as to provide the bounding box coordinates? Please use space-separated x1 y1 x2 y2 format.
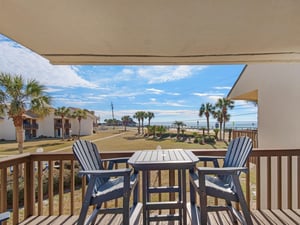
196 167 248 176
197 156 225 167
198 156 225 161
102 157 130 164
79 168 132 178
102 157 130 170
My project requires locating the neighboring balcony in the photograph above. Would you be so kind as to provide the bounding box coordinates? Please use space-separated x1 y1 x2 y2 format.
23 123 39 130
0 148 299 225
54 122 71 129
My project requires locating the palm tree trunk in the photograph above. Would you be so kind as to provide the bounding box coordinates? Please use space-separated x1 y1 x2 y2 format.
78 119 81 139
223 122 226 140
219 122 222 140
206 117 210 135
16 126 24 154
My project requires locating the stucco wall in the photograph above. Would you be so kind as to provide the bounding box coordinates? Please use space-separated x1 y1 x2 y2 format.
0 115 16 140
229 63 300 209
37 113 56 137
230 63 300 148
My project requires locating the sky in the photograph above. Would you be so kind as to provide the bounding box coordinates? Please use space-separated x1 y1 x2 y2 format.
0 34 257 127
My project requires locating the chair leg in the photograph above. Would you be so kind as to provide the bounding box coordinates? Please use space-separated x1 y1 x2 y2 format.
233 176 253 225
198 173 207 225
78 177 97 225
225 200 238 225
91 203 102 225
123 174 131 225
123 193 130 225
133 175 139 206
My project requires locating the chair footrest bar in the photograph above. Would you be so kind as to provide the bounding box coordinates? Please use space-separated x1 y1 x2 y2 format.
149 214 181 222
146 201 183 210
148 186 180 193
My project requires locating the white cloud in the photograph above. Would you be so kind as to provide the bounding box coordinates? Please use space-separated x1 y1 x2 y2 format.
193 92 224 97
214 86 232 90
146 88 164 95
137 65 207 84
0 36 97 88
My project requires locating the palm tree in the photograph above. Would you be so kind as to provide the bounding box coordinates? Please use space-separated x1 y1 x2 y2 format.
213 109 223 140
55 107 70 141
146 111 155 127
156 125 166 138
133 111 143 134
199 102 214 134
133 111 147 135
72 109 87 139
121 115 130 131
140 111 147 135
173 121 186 140
0 87 6 116
215 98 234 140
0 73 51 153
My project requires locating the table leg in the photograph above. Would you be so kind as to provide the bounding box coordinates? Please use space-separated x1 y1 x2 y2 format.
142 170 148 225
178 169 182 225
182 169 187 225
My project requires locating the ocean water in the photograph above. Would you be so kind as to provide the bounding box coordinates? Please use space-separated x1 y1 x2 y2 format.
152 121 257 130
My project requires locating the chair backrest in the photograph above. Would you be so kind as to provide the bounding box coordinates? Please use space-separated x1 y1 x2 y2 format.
73 140 106 191
221 136 253 184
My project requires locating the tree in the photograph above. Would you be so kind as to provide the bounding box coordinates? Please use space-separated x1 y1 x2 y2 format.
199 102 214 134
0 73 51 153
55 106 70 141
121 115 130 131
173 121 186 140
72 109 87 139
133 111 146 135
156 125 166 138
146 111 155 127
213 109 223 140
215 98 234 140
133 112 142 134
0 87 6 116
140 111 147 135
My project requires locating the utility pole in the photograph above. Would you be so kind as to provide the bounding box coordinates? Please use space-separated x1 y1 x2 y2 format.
111 102 115 129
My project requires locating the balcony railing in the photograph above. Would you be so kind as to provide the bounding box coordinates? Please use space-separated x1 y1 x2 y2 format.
54 122 71 129
0 148 299 225
23 123 39 130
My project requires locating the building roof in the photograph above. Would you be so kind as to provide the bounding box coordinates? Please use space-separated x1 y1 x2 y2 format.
1 1 300 65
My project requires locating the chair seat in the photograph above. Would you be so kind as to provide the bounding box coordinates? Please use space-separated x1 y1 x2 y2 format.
94 174 137 197
192 174 238 201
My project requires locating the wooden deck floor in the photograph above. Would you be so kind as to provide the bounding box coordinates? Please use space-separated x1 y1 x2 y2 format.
19 209 300 225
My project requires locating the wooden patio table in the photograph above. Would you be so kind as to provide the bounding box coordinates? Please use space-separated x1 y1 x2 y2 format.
128 149 199 225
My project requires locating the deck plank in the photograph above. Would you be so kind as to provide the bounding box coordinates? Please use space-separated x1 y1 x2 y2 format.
18 209 300 225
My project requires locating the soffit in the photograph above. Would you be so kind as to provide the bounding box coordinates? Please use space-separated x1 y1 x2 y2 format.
1 1 300 64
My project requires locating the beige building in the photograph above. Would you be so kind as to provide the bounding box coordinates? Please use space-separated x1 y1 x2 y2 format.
0 108 98 140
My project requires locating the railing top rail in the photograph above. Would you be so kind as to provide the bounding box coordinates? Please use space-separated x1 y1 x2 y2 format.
0 148 299 169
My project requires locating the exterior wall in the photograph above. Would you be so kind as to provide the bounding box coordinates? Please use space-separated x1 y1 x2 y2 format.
228 63 300 209
0 115 16 140
229 63 300 148
37 111 56 137
70 114 95 136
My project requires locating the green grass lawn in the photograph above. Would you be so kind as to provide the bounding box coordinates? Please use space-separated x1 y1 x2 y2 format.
0 127 228 157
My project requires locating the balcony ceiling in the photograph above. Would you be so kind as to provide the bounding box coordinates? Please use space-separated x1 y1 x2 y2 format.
1 1 300 65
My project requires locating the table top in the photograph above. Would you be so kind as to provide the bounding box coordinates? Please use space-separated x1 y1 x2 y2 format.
128 149 199 170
